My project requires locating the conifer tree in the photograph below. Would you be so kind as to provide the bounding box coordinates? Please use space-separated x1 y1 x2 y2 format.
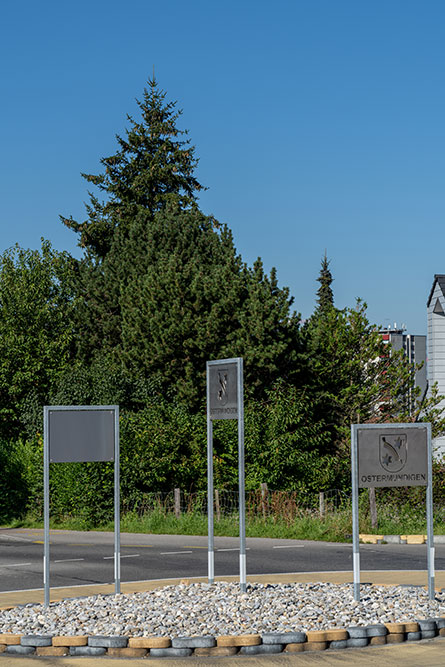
62 77 206 360
61 77 205 260
315 251 334 315
231 260 302 395
62 77 302 405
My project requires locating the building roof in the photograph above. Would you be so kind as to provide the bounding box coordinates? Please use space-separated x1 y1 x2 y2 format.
427 274 445 307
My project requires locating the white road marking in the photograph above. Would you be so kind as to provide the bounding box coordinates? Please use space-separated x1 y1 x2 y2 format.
0 534 35 543
1 562 32 568
273 545 305 549
160 551 193 555
103 554 140 559
54 558 85 563
120 554 140 559
217 548 251 552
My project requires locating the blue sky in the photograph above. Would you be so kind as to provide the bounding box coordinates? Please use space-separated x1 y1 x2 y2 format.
1 1 444 334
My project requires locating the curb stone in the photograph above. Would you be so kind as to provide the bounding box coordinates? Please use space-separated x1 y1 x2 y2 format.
69 646 106 656
347 626 368 638
128 637 171 648
88 636 128 648
346 637 369 648
369 636 386 646
239 644 283 655
0 615 444 657
366 624 387 637
284 643 305 652
262 631 306 644
150 647 193 657
172 635 215 648
194 646 238 656
36 647 69 656
4 646 35 655
21 635 52 647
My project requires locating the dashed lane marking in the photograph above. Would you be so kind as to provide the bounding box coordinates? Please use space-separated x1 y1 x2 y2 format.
273 545 305 549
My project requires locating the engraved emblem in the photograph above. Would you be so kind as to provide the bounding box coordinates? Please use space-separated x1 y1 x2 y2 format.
217 370 229 405
379 434 407 473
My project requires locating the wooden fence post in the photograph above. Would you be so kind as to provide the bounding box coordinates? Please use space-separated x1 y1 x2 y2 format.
319 491 325 519
261 482 269 519
174 488 181 518
369 487 378 530
215 489 221 522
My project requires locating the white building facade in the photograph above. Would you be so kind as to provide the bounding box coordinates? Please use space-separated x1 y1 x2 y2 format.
427 275 445 458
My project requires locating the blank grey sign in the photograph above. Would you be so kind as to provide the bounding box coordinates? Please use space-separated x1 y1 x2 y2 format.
49 409 115 462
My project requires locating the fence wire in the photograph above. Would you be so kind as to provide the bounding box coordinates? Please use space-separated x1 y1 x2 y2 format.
121 487 350 520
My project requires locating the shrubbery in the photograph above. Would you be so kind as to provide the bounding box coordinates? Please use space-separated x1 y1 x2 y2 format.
5 383 350 525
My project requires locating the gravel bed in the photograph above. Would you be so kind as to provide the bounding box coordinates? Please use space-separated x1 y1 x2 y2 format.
0 582 444 637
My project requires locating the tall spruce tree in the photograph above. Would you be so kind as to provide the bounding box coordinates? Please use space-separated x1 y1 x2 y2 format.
62 77 301 405
315 251 334 315
232 260 302 395
62 77 206 360
61 76 204 259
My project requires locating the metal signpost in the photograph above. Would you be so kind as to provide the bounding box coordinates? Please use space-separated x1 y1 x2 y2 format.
351 422 433 601
206 358 246 591
43 406 120 607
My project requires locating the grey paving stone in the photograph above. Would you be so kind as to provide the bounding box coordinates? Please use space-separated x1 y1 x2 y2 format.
262 632 306 644
347 626 368 638
240 644 284 655
5 646 36 655
433 617 445 629
21 635 53 647
329 640 348 649
346 637 369 648
421 630 437 639
172 636 216 648
406 631 422 641
417 619 437 632
366 624 387 637
88 635 128 648
150 648 193 657
70 646 107 656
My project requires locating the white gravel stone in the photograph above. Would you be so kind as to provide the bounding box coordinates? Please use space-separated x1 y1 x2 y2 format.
0 583 444 637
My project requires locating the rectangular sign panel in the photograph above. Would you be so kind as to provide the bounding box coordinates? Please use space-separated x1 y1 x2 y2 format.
357 425 428 488
208 362 238 420
48 408 115 462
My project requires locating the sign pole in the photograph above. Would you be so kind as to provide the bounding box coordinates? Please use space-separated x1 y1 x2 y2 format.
114 407 120 594
351 425 360 602
207 358 244 589
238 359 246 592
43 407 50 608
426 423 434 599
206 363 214 584
353 423 431 599
43 406 118 606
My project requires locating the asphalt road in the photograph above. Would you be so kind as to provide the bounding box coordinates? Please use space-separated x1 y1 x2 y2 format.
0 528 443 592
